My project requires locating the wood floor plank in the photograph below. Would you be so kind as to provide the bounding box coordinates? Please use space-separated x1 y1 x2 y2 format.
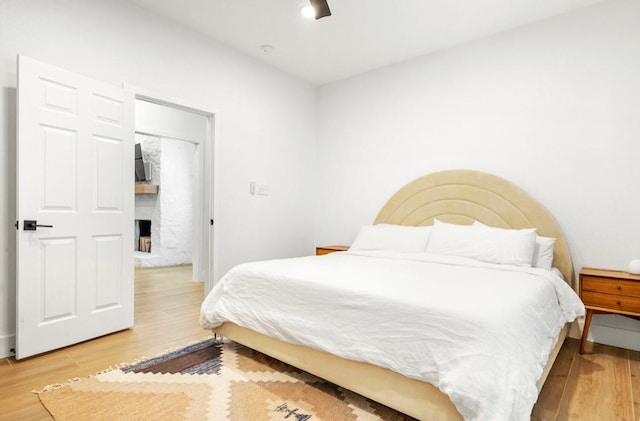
630 349 640 420
555 343 634 421
532 338 579 421
0 357 11 370
0 354 80 420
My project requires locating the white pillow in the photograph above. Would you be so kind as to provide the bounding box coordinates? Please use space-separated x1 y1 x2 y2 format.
532 235 556 270
426 220 482 256
350 224 432 253
427 220 536 266
473 222 556 269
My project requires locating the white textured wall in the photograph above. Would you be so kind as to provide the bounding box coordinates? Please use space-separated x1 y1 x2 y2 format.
134 136 195 268
158 137 196 266
0 0 316 357
316 0 640 350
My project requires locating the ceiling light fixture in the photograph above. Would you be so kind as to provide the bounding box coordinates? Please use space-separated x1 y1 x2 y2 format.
300 0 331 20
300 5 315 19
311 0 331 19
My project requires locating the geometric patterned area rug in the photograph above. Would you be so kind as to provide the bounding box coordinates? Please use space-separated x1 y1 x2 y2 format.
37 338 416 420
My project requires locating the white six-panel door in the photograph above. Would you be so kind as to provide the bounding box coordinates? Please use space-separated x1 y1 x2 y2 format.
16 56 134 359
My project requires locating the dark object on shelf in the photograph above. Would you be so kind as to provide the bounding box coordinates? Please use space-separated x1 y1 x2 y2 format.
135 143 147 181
138 220 151 237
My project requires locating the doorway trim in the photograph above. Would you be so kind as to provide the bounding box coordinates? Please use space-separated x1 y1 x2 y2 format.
125 85 218 293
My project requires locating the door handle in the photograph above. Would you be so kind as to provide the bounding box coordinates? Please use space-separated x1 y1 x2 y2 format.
23 220 54 231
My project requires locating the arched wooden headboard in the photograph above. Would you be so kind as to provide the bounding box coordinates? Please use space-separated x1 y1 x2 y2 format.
374 170 574 285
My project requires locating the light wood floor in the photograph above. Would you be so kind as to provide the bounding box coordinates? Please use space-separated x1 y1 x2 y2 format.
1 265 639 420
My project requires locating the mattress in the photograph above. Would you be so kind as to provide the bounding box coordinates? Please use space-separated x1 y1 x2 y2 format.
200 250 585 420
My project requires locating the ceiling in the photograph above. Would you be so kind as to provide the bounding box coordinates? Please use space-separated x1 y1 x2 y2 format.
127 0 607 85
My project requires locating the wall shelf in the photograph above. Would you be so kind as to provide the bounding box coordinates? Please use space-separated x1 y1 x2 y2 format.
135 184 159 194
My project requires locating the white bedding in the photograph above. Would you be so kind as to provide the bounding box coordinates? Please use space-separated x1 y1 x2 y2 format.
200 251 585 421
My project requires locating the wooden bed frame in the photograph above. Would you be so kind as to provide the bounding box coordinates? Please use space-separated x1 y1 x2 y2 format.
213 170 575 420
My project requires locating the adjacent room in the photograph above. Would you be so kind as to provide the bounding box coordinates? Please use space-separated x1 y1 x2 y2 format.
1 0 639 419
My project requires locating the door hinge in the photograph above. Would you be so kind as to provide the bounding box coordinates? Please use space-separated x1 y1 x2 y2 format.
15 221 18 230
210 219 214 226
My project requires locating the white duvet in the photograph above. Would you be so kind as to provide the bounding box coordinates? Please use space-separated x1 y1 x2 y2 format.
200 251 585 421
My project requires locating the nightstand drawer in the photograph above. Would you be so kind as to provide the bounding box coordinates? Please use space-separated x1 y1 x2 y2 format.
581 291 640 313
581 276 640 297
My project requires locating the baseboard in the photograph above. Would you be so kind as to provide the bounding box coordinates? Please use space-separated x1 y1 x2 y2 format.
568 314 640 352
589 314 640 352
0 334 16 359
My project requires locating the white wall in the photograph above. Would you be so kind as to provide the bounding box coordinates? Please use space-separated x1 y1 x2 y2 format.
134 134 197 269
136 100 207 143
316 0 640 350
0 0 316 357
158 138 196 266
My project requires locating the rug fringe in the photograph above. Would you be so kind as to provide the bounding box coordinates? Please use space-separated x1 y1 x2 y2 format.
33 377 82 394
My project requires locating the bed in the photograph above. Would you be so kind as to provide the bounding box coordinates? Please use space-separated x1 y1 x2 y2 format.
200 170 584 421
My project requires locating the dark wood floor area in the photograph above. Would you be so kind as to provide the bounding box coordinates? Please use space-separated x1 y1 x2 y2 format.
0 265 638 420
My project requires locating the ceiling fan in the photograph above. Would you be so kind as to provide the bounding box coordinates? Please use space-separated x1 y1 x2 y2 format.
310 0 331 19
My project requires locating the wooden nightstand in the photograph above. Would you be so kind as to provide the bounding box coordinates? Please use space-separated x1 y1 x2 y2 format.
579 267 640 354
315 245 349 256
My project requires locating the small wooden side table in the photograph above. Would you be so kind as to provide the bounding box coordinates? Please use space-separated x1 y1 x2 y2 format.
578 267 640 354
315 245 349 256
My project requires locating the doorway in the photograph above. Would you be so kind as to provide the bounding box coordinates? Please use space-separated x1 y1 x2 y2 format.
131 91 216 292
